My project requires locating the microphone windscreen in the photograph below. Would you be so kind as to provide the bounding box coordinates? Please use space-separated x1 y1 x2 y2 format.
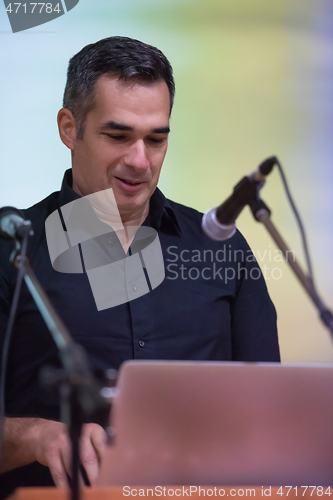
258 156 277 176
202 209 237 241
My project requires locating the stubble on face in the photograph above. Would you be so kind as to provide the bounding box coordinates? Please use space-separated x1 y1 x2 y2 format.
71 76 171 226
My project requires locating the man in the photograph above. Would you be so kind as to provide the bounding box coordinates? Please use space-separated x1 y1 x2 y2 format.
0 36 280 495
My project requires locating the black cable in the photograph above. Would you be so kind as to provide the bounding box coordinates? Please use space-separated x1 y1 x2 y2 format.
275 157 317 291
268 157 333 331
0 233 29 467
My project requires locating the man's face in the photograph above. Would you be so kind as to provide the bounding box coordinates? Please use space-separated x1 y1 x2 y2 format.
70 75 171 221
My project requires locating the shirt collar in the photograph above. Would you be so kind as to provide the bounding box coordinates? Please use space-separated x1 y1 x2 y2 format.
58 169 182 237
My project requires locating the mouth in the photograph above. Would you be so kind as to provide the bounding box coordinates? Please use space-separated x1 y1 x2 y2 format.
114 176 146 193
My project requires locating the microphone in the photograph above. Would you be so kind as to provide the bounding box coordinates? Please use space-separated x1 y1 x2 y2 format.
202 156 277 241
0 206 34 240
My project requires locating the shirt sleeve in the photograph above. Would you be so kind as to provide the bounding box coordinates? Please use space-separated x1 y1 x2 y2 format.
230 234 280 362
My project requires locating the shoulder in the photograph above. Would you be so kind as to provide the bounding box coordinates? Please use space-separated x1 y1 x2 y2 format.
0 191 60 277
167 198 203 223
165 197 251 251
22 190 60 225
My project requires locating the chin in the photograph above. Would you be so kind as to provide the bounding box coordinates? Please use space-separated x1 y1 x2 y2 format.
116 191 147 208
118 201 142 214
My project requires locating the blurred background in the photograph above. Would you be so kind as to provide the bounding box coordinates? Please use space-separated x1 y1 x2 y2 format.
0 0 332 362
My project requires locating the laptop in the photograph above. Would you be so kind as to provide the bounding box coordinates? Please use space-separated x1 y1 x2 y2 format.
97 360 333 486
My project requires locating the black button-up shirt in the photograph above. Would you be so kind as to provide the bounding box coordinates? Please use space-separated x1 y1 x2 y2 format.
0 170 279 491
0 169 280 418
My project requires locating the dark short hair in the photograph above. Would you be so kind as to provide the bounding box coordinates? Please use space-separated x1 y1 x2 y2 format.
63 36 175 139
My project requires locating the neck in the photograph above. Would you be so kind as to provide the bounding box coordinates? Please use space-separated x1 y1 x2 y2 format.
93 203 149 254
71 177 149 228
118 203 150 228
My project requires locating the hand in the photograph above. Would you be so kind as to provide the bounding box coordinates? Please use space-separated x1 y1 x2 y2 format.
30 419 107 488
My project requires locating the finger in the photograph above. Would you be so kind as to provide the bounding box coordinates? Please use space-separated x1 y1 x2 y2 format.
60 432 87 487
79 433 100 485
90 425 107 464
46 448 69 488
59 436 72 479
60 440 86 488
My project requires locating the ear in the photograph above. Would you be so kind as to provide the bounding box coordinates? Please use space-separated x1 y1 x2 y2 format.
57 108 77 150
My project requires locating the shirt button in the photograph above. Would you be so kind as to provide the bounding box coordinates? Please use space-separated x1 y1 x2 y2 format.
138 340 145 348
108 237 113 244
131 285 138 292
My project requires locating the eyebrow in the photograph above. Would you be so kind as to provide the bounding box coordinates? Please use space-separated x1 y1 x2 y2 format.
101 121 170 134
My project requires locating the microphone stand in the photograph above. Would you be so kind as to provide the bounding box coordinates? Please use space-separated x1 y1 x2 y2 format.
11 246 111 500
248 198 333 336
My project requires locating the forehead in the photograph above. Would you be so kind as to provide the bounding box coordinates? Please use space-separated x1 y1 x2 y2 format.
88 75 171 128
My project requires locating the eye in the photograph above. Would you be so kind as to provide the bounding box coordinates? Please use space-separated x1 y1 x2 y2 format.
104 134 127 141
148 137 167 145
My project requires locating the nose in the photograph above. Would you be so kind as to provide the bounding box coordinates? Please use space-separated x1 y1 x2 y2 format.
124 140 150 172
